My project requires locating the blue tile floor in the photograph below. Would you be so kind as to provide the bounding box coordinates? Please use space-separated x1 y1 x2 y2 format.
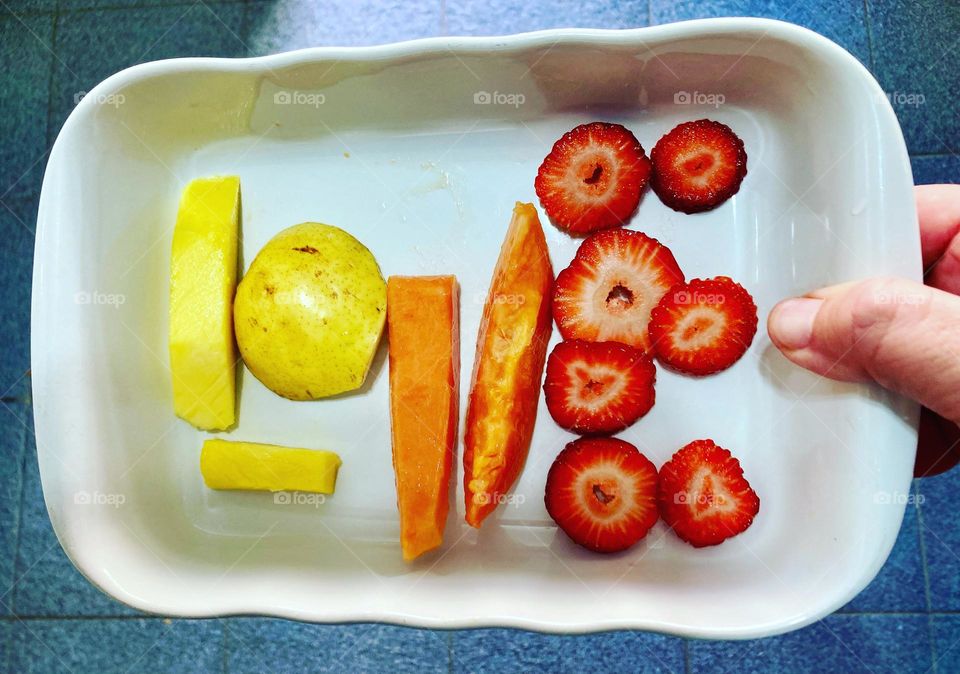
2 0 959 672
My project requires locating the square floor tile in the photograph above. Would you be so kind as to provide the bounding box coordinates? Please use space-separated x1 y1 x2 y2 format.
932 615 960 672
917 467 960 610
688 614 932 673
49 3 246 139
58 0 241 10
451 628 685 674
445 0 647 35
0 2 57 22
10 619 222 674
13 410 140 616
0 194 37 400
0 13 53 199
841 483 926 612
243 0 441 54
226 619 447 674
651 0 869 65
911 155 960 185
869 0 960 153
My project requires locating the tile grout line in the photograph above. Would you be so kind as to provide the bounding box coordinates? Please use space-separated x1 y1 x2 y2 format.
911 152 960 159
446 630 453 674
930 611 940 674
2 403 26 674
2 613 8 674
683 637 691 674
32 0 245 16
222 619 229 674
8 401 30 619
0 615 180 621
914 481 934 614
238 0 250 56
915 479 938 673
43 0 60 153
0 6 52 18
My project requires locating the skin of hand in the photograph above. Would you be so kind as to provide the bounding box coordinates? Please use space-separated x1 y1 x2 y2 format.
767 185 960 477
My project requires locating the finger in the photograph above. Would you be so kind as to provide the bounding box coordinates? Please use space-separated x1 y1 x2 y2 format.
767 276 960 424
917 185 960 293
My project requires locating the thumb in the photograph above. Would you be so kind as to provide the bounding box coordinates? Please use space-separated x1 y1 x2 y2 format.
767 277 960 424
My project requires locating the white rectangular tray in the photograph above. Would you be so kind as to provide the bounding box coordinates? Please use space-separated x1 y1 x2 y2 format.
32 19 920 639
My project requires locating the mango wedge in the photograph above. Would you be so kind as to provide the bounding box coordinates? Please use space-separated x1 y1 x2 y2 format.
169 176 240 431
463 203 553 527
200 439 342 494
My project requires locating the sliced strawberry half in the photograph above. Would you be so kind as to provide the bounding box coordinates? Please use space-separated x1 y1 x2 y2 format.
657 439 759 548
553 229 684 352
535 122 652 234
543 340 656 434
650 119 747 214
545 437 659 553
648 276 757 375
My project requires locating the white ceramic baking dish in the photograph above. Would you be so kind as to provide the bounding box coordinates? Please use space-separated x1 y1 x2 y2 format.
32 18 920 639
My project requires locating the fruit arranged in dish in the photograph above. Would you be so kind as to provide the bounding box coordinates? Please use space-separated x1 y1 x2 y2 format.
543 340 656 435
201 439 342 494
545 436 759 552
651 119 748 214
544 437 659 553
386 275 460 561
657 439 759 548
553 229 684 353
169 176 241 431
234 222 386 400
538 121 759 553
464 202 553 528
172 184 387 512
535 118 747 222
649 276 759 376
534 122 652 234
174 117 760 561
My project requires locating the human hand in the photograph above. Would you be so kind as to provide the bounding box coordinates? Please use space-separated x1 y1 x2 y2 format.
767 185 960 477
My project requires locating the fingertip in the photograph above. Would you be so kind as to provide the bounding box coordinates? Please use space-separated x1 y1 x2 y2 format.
767 297 822 351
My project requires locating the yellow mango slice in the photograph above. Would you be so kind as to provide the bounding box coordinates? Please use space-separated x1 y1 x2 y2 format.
200 439 342 494
169 176 240 430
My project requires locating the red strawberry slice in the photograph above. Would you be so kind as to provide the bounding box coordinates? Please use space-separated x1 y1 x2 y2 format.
648 276 757 375
657 439 759 548
545 437 659 553
535 122 652 234
650 119 747 214
553 229 684 352
543 340 656 434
